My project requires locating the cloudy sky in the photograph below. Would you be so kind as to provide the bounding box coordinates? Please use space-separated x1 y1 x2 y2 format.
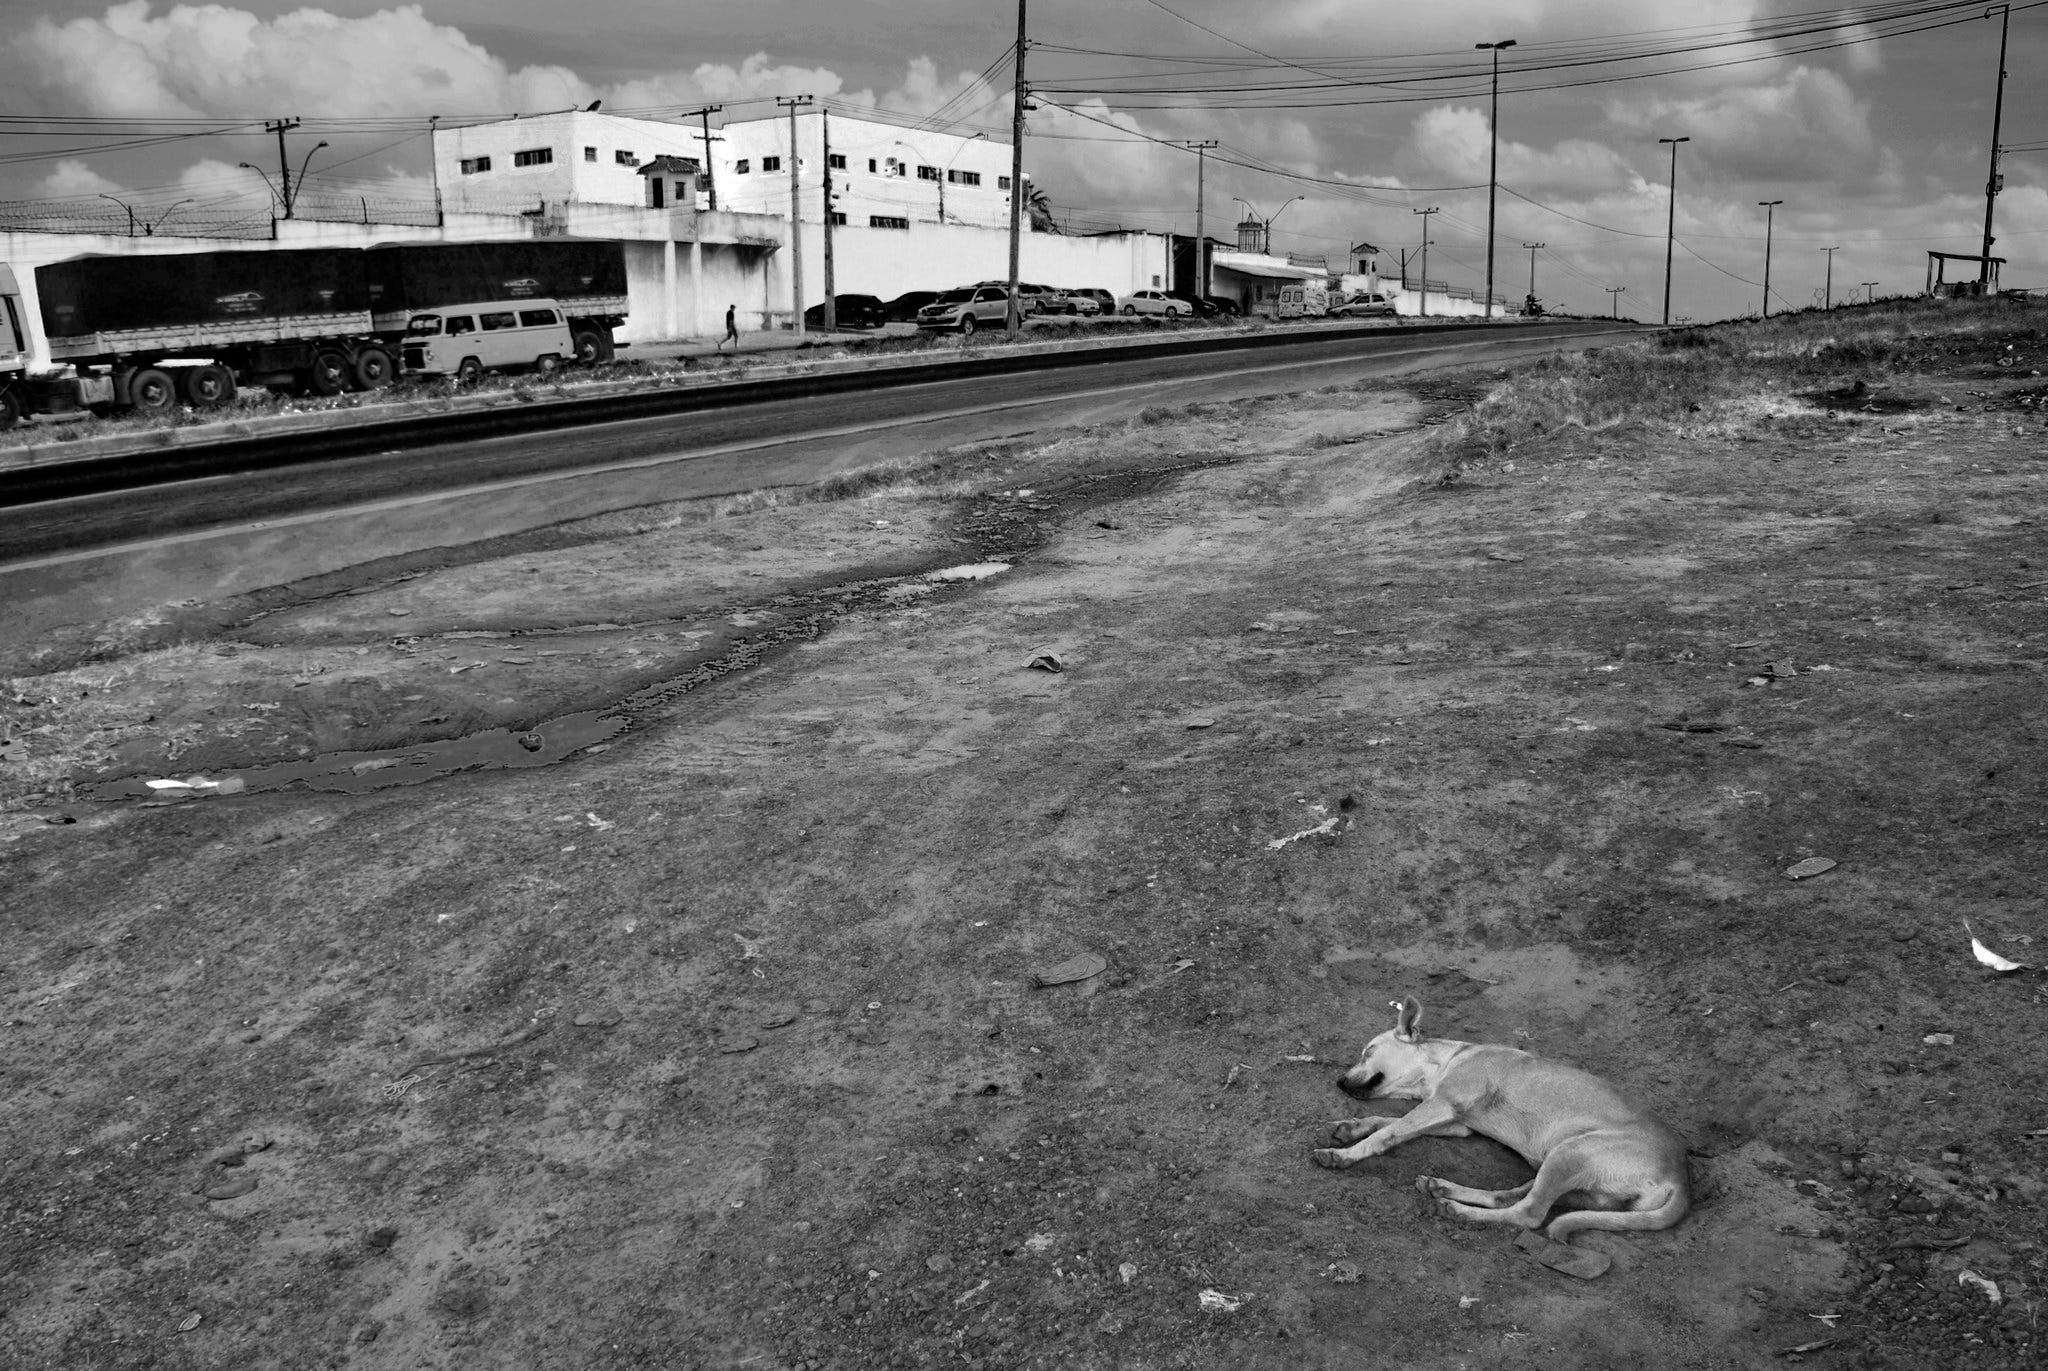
1 1 2041 320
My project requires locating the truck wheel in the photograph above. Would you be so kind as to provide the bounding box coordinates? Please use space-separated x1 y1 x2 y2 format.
181 364 237 408
128 367 177 414
307 350 349 396
959 314 976 336
0 387 20 430
351 347 395 391
571 328 605 366
455 357 483 385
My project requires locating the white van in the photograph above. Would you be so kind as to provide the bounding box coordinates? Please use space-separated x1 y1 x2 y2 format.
1276 283 1331 319
401 300 573 381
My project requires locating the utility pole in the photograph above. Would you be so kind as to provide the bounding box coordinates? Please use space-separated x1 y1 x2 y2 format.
1006 0 1029 338
822 109 836 332
1758 200 1782 318
685 105 725 211
778 95 813 335
267 117 302 219
1412 206 1438 318
1821 245 1840 311
1477 39 1516 320
1658 135 1688 326
428 115 443 225
1860 280 1879 305
1522 242 1544 314
1606 284 1626 319
1981 3 2011 286
1185 139 1217 300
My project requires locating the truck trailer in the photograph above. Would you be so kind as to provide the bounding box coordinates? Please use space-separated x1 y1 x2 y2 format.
0 240 630 428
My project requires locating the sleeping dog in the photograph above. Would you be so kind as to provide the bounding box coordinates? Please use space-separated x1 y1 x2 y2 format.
1313 997 1689 1249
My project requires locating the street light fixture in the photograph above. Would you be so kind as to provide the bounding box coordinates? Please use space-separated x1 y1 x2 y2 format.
239 162 283 216
97 192 138 236
1658 136 1689 326
938 132 987 224
1233 195 1304 256
1476 39 1517 320
1757 200 1783 318
289 140 329 217
146 198 194 236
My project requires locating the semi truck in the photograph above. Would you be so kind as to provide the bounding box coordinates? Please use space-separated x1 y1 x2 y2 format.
0 240 629 429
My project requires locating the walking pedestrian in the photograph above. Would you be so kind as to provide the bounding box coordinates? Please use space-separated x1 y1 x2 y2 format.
719 303 738 353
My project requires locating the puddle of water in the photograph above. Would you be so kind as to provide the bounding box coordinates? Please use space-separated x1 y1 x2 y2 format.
926 562 1012 582
90 709 625 800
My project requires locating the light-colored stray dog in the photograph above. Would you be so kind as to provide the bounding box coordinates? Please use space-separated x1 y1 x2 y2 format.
1313 997 1690 1247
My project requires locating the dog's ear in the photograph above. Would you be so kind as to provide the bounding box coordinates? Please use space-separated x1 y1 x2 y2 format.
1392 996 1424 1043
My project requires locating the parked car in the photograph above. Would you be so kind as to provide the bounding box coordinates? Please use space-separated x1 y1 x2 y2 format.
1067 288 1115 316
969 280 1067 314
883 290 940 322
1201 295 1243 317
1167 293 1221 317
403 299 572 381
914 285 1014 334
803 294 888 329
1330 291 1397 319
1115 289 1187 317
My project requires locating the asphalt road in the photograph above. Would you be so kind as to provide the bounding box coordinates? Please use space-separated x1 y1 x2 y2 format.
0 321 1635 582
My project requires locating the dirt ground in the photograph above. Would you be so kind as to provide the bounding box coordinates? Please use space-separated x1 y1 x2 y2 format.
3 299 2044 1370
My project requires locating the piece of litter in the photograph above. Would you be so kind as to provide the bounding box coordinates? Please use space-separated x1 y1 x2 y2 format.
1778 1339 1840 1357
1765 661 1799 679
1184 717 1216 729
1459 1295 1480 1309
1268 816 1341 850
1745 676 1772 688
1324 1262 1361 1284
1026 652 1064 673
1513 1229 1610 1279
732 933 765 960
1169 959 1196 973
387 608 411 617
1729 640 1764 650
1808 1313 1841 1327
1033 953 1106 988
1197 1289 1244 1312
927 562 1011 582
954 1279 991 1306
1279 1054 1317 1063
1923 1033 1955 1046
1784 857 1837 880
1484 550 1526 563
350 759 398 776
1957 1271 2002 1304
1118 1262 1138 1285
584 812 614 830
177 1313 202 1333
1333 628 1359 635
1965 920 2031 973
1024 1233 1055 1253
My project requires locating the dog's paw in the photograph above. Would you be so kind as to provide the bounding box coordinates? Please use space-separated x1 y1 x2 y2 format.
1311 1148 1355 1171
1414 1175 1444 1198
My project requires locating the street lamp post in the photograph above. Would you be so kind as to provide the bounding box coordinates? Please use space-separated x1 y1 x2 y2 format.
1758 199 1782 318
290 141 329 217
1476 39 1517 320
238 163 283 217
147 198 194 236
1606 284 1627 319
938 132 987 223
1658 136 1689 326
97 193 137 236
1413 206 1439 317
1821 245 1840 311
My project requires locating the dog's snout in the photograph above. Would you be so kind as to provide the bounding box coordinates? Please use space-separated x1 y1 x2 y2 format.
1338 1069 1384 1100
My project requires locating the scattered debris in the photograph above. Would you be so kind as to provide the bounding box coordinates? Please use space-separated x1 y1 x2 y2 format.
350 759 398 776
177 1313 202 1333
927 562 1012 582
1033 953 1106 988
716 1034 760 1055
1777 1338 1840 1357
1169 959 1196 974
584 812 614 830
1096 519 1123 531
1025 651 1064 674
1513 1229 1611 1279
1660 720 1725 733
196 1173 258 1201
1484 550 1526 563
1268 804 1343 850
1784 857 1837 880
1024 1233 1055 1253
1118 1262 1138 1285
758 1006 799 1029
1923 1033 1956 1046
953 1279 991 1306
1323 1261 1361 1284
1965 920 2031 973
387 608 411 617
732 933 765 960
1956 1271 2003 1303
516 732 544 752
1183 716 1217 729
1197 1289 1244 1312
1223 1062 1250 1089
1765 661 1799 679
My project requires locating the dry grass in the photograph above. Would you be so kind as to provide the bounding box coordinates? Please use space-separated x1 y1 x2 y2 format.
1437 294 2043 469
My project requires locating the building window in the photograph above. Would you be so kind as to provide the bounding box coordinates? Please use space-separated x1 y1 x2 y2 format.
828 153 847 170
827 210 847 226
917 165 939 182
615 150 638 166
512 147 553 168
997 175 1012 191
869 214 909 230
885 157 906 177
867 158 877 173
947 169 981 186
762 155 782 172
584 147 597 162
735 159 750 174
459 156 492 175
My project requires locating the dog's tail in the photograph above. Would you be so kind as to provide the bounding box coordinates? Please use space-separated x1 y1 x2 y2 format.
1544 1182 1689 1243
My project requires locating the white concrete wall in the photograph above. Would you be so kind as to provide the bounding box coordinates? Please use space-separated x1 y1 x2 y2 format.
1389 286 1491 319
780 221 1173 319
436 111 702 215
715 113 1014 230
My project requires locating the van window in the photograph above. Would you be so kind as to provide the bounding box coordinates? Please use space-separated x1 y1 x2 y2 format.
479 312 519 331
4 295 25 353
518 309 560 327
446 316 476 335
406 314 443 335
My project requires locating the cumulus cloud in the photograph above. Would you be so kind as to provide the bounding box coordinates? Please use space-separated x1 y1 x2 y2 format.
1411 106 1634 196
33 158 125 201
1615 65 1876 181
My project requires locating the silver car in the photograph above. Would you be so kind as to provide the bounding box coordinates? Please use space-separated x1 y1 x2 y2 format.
1115 289 1186 317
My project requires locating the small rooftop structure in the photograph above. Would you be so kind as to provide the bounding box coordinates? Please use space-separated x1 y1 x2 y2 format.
1926 250 2004 298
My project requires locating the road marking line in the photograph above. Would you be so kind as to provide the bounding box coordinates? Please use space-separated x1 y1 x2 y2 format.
2 329 1631 573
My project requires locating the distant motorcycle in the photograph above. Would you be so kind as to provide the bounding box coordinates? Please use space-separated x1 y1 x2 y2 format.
1522 295 1546 318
